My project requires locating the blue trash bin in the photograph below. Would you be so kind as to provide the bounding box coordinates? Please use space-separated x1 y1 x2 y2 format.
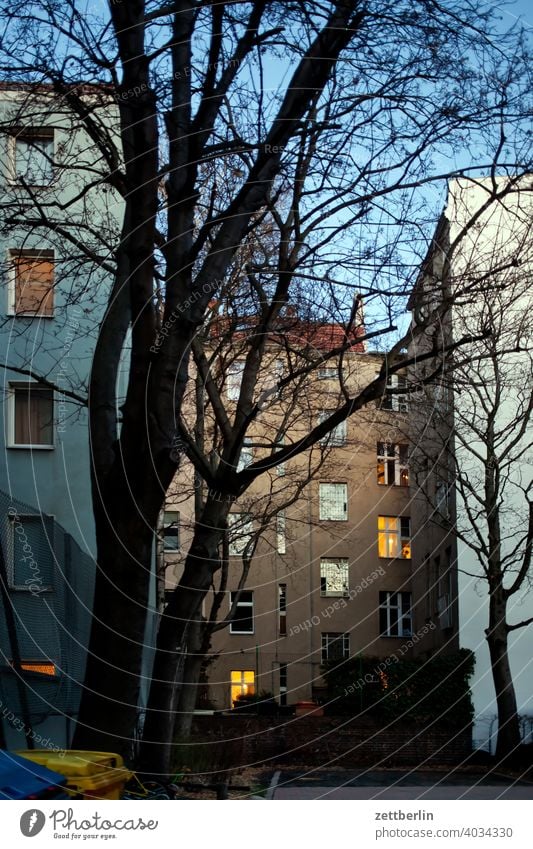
0 750 69 799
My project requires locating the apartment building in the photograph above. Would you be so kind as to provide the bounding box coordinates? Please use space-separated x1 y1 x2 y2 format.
0 83 123 746
162 324 459 711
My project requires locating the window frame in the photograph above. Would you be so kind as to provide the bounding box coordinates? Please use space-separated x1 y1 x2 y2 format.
7 382 55 450
379 591 413 637
276 511 286 555
226 360 245 401
278 583 287 636
228 512 253 556
319 411 347 446
377 515 411 560
320 558 349 597
319 483 348 522
162 510 180 552
8 128 55 187
382 374 409 412
321 632 350 663
229 590 254 634
7 249 55 318
377 442 409 486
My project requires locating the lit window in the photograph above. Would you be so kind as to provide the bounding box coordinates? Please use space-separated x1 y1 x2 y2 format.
236 440 253 472
229 590 254 634
319 483 347 521
276 511 286 554
321 632 350 663
228 513 253 556
381 374 409 412
9 250 54 316
231 670 255 705
7 513 54 590
379 591 412 637
10 660 56 677
162 510 179 551
13 129 54 184
377 442 409 486
378 516 411 559
278 583 287 636
9 384 54 448
227 361 244 401
320 558 349 596
319 412 347 446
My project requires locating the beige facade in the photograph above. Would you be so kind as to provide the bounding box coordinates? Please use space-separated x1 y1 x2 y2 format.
162 345 458 711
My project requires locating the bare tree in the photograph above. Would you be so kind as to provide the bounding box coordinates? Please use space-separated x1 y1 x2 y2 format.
0 1 530 770
409 178 532 759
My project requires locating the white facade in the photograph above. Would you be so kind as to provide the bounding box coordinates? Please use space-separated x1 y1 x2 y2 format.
446 177 533 750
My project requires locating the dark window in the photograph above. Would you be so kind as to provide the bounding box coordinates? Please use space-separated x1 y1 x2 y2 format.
230 590 254 634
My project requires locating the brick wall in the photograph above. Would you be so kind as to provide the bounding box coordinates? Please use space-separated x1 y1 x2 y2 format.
192 714 472 768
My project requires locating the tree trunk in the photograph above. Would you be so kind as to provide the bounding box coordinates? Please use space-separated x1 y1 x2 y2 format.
174 619 204 739
140 498 230 777
486 590 521 759
72 473 160 757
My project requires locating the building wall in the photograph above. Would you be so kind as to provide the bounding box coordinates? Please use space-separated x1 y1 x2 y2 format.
164 350 458 712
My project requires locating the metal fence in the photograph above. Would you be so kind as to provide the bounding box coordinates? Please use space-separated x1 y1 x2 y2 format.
0 489 94 736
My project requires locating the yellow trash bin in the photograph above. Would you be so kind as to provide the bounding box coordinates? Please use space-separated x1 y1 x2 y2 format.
16 750 133 800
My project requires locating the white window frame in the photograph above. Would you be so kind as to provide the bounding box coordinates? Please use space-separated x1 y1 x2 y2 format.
236 439 253 472
162 510 180 552
378 516 411 559
319 483 348 521
8 128 55 186
321 632 350 663
7 249 55 317
7 382 55 449
320 558 349 597
278 584 287 635
276 511 286 554
319 411 347 446
229 590 254 634
228 513 253 556
377 442 409 486
379 591 412 637
382 374 409 412
226 361 245 401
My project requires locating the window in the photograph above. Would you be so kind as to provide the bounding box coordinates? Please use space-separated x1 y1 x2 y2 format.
9 660 56 677
435 478 451 519
377 442 409 486
319 483 347 521
378 516 411 559
276 511 286 554
279 662 288 706
231 670 255 705
382 374 409 412
275 435 286 477
320 558 349 596
9 384 54 448
9 250 54 316
228 513 253 556
227 361 244 400
318 366 337 380
321 632 350 663
7 513 54 590
13 129 54 184
278 583 287 636
162 510 179 551
229 590 254 634
379 591 412 637
319 412 347 446
236 440 253 472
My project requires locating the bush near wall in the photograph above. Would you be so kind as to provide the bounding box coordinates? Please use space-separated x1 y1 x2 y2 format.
323 648 475 728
